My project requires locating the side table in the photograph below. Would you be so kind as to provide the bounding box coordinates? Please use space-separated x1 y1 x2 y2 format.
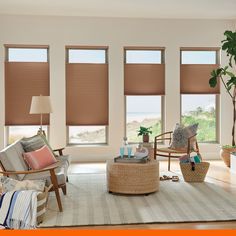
106 159 159 194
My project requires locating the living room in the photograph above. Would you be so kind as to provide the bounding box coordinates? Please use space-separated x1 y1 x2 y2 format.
0 0 236 231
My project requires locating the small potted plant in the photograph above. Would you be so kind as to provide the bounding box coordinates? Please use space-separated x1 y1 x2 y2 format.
209 30 236 167
137 126 152 143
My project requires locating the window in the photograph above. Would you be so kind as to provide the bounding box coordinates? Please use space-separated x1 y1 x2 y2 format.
181 51 217 64
68 126 106 144
8 48 48 62
124 47 165 143
66 47 108 145
180 48 220 142
126 50 162 64
7 126 48 145
181 95 217 142
68 49 106 63
126 96 162 143
5 45 50 145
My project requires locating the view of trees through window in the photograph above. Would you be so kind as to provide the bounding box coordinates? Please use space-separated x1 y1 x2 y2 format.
181 95 217 142
126 96 162 143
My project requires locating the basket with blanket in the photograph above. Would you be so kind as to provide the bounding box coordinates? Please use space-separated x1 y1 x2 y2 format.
0 177 52 229
179 153 210 182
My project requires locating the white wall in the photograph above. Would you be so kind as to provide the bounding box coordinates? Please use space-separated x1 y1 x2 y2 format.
0 15 235 162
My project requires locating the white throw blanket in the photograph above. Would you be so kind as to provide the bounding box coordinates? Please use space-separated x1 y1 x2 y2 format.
0 190 38 229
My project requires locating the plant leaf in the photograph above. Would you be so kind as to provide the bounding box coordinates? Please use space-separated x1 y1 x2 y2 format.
209 77 217 87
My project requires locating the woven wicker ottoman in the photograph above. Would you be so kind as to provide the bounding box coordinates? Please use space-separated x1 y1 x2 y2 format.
106 160 159 194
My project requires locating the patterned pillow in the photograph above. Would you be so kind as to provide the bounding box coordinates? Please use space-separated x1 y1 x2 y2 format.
170 123 198 151
0 176 45 192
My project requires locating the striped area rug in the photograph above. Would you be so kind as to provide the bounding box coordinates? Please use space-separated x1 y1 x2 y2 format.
40 173 236 227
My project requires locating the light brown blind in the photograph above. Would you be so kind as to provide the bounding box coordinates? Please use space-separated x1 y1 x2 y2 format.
180 64 220 94
124 64 165 95
5 62 50 125
66 63 108 126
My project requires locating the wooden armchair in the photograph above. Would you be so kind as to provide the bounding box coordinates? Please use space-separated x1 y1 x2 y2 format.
154 131 199 171
0 162 63 212
0 138 70 212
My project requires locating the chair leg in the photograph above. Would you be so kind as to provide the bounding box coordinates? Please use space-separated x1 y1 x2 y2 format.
50 169 63 212
61 185 67 195
168 154 171 171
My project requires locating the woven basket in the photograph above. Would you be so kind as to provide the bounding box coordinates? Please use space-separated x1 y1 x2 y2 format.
180 162 210 182
36 184 52 225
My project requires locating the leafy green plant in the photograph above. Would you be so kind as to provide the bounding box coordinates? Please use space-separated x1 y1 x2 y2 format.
209 30 236 146
137 126 152 136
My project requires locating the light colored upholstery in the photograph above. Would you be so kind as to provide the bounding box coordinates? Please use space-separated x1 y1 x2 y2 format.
0 140 28 180
23 166 66 186
0 139 70 185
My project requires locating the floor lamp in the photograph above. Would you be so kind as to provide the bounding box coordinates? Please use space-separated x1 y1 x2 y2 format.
30 95 52 136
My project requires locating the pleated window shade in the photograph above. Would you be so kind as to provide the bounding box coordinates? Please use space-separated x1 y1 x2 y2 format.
5 46 50 126
66 47 108 126
124 48 165 95
180 48 220 94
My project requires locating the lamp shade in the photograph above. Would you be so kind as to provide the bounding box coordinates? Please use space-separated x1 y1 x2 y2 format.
30 95 52 114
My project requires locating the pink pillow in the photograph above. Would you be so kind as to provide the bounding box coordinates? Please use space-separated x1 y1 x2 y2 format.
23 145 57 170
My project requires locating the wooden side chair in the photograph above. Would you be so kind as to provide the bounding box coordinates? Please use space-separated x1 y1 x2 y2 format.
154 131 200 171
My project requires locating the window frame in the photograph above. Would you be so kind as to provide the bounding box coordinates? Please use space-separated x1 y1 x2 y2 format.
66 46 109 145
124 47 165 144
5 45 50 146
180 47 220 144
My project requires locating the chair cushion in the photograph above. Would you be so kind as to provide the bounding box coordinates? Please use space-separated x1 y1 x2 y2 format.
23 166 66 186
0 140 28 180
23 145 57 170
170 123 198 151
21 135 46 152
156 147 187 154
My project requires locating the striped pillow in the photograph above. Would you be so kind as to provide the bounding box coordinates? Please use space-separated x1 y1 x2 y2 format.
21 135 46 152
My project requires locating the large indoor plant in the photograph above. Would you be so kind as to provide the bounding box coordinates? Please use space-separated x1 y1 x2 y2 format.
137 126 152 143
209 30 236 167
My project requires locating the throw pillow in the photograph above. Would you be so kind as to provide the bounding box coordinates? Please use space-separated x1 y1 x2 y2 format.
23 145 57 170
170 123 198 151
21 135 46 152
0 176 45 192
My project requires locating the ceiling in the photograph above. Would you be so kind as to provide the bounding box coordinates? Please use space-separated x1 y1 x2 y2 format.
0 0 236 20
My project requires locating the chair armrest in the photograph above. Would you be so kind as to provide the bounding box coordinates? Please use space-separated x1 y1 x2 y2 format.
154 131 173 159
53 147 65 156
0 161 61 176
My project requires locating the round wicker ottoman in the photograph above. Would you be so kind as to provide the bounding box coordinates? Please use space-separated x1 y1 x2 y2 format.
106 160 159 194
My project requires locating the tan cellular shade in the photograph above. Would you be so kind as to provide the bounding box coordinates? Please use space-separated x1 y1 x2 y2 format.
66 63 108 125
180 64 220 94
5 62 49 125
124 64 165 95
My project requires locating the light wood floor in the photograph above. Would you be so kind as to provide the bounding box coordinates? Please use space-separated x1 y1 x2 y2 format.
66 160 236 229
